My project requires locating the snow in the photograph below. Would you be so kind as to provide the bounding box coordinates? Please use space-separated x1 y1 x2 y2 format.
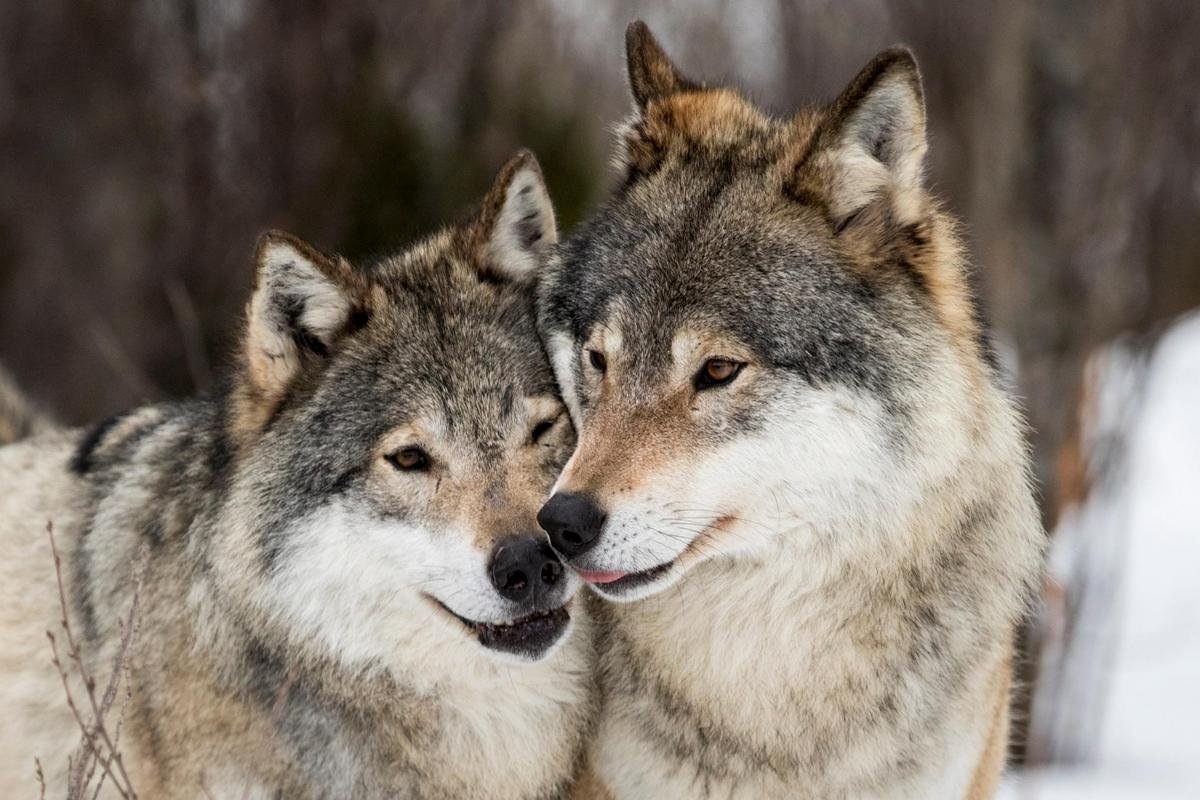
1004 311 1200 798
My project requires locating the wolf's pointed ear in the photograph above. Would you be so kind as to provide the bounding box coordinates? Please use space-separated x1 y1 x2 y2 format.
794 47 927 226
243 231 361 407
472 150 557 282
626 21 695 112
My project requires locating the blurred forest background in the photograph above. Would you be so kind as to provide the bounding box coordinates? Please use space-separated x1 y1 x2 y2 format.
2 1 1198 795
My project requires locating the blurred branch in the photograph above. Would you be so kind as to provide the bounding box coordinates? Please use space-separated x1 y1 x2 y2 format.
164 277 211 392
89 319 161 403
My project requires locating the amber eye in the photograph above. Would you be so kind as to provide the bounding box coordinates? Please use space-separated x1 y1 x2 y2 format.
386 447 430 472
694 358 743 390
587 349 607 373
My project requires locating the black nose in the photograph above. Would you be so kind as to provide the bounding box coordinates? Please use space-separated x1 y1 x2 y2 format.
538 492 606 559
489 536 564 604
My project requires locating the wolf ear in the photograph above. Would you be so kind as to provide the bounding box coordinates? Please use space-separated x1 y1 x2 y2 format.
472 150 557 282
244 232 360 406
626 21 695 112
796 47 927 226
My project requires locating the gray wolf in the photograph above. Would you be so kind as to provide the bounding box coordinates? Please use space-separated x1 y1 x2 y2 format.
0 151 595 799
537 22 1045 800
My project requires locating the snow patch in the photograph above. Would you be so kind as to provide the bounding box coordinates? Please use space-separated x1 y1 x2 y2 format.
1010 311 1200 797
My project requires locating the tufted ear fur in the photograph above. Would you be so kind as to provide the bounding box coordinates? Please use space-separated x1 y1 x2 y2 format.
243 231 364 413
471 150 558 282
625 21 697 113
795 47 927 227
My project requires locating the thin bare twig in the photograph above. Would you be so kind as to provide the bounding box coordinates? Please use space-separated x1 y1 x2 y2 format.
45 521 145 800
47 631 131 800
85 607 142 800
35 758 47 800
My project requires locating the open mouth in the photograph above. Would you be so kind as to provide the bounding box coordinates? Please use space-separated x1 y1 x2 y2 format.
577 561 674 595
426 596 571 659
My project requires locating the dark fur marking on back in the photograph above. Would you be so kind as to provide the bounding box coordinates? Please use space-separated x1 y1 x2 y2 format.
71 412 125 474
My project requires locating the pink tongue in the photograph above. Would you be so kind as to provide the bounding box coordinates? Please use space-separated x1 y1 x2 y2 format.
577 569 628 585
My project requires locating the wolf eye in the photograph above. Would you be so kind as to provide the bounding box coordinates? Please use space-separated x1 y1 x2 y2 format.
694 358 743 390
529 415 560 445
386 447 430 472
587 349 607 373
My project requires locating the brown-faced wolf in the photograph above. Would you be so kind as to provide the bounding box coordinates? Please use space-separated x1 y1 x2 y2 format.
537 22 1045 799
0 152 595 799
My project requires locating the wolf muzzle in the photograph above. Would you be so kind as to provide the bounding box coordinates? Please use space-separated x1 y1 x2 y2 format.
489 535 565 607
538 492 606 559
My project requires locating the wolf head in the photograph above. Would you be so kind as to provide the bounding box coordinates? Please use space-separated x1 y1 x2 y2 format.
538 23 999 601
214 152 580 665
